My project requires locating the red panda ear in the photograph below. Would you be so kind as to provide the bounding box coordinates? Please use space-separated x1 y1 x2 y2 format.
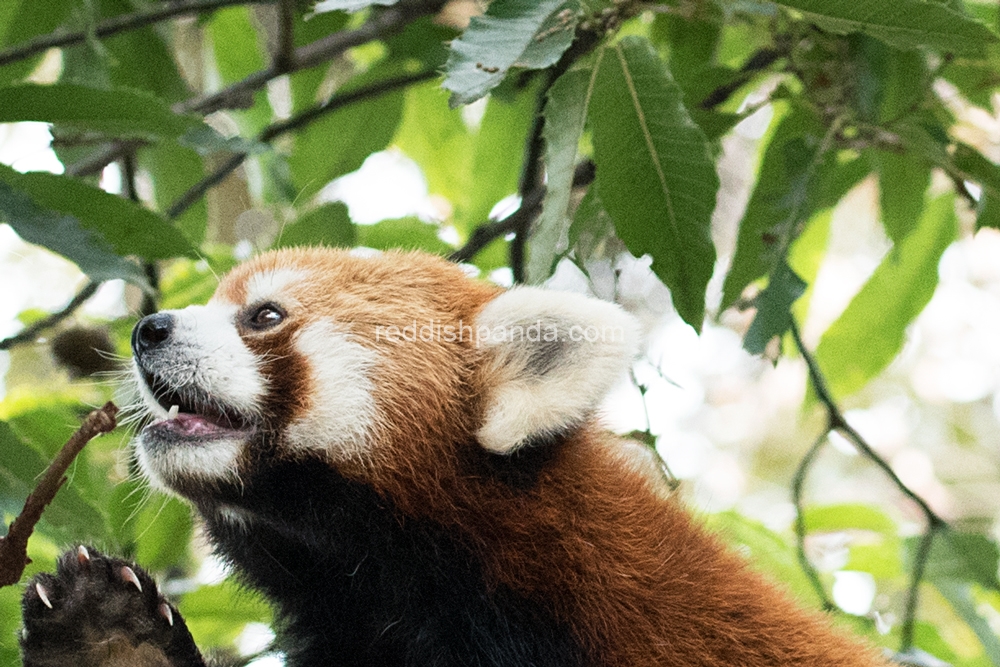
474 288 640 454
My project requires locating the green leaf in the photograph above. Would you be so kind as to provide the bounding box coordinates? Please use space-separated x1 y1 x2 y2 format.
743 261 806 355
180 579 272 650
0 420 107 544
394 81 473 208
0 180 147 286
135 496 194 572
873 150 930 243
804 503 897 535
0 0 71 86
0 83 202 139
0 165 196 261
142 143 208 244
454 86 537 240
589 37 718 331
815 194 957 398
935 581 1000 664
443 0 576 106
922 531 1000 591
357 217 452 254
288 67 406 201
568 185 615 266
774 0 998 54
722 106 867 311
952 142 1000 232
277 202 356 248
527 67 591 284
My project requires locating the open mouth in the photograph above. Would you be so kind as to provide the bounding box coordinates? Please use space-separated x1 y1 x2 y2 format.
141 369 254 440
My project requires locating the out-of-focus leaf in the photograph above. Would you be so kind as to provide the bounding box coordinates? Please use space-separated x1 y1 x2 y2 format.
816 194 957 398
872 150 930 243
852 36 927 124
142 143 208 244
527 67 590 284
707 511 822 607
0 420 107 543
568 186 615 266
443 0 576 106
788 208 832 322
743 261 805 355
804 503 897 535
589 37 718 331
180 579 272 650
919 531 1000 591
0 84 202 139
0 0 71 86
206 5 272 136
394 82 473 208
935 581 1000 664
952 142 1000 232
357 217 452 254
0 180 148 286
314 0 397 12
288 67 406 202
722 107 868 311
134 496 194 572
0 165 196 261
774 0 998 55
276 202 356 248
289 10 350 113
454 86 536 240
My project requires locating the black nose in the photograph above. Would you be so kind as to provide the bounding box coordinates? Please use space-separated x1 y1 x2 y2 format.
132 313 174 356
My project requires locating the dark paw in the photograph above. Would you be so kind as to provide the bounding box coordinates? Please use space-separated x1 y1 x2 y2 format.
20 546 205 667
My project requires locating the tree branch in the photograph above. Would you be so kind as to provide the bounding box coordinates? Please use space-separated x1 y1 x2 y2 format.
167 69 437 220
176 0 446 115
0 281 99 351
0 0 278 69
0 402 118 588
275 0 297 73
791 431 837 612
451 160 595 265
789 321 946 652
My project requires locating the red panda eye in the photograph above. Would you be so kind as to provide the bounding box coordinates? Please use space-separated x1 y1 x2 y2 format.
246 303 285 330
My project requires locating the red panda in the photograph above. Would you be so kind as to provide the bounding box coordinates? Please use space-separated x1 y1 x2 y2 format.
21 247 890 667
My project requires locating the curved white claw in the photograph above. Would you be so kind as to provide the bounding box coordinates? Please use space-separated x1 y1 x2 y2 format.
159 602 174 627
35 583 52 609
120 566 143 592
77 545 90 565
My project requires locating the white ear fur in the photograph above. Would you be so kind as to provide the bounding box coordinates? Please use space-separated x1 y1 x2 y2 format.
475 287 640 454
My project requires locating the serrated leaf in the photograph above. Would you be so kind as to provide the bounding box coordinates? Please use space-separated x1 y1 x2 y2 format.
527 67 591 284
276 202 356 248
443 0 575 106
0 165 195 261
743 261 806 354
314 0 397 12
589 37 718 331
815 194 956 398
775 0 998 55
0 84 202 139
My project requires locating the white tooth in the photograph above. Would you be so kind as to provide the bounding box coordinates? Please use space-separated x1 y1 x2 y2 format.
167 405 179 420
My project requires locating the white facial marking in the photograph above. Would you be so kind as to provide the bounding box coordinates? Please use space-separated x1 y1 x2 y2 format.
285 318 378 460
243 268 308 307
475 287 640 454
136 434 244 492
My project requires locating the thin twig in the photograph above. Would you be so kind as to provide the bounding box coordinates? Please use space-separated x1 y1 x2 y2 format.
791 431 836 612
451 160 595 265
177 0 445 115
275 0 297 73
0 402 118 588
0 0 278 69
789 321 947 652
167 70 436 220
0 281 99 351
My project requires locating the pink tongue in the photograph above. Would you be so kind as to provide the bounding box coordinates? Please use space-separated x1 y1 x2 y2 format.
166 413 222 435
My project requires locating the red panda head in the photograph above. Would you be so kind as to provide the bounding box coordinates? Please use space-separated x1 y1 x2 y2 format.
131 247 639 502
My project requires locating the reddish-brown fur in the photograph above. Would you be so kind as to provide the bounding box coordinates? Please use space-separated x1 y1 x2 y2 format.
216 248 889 667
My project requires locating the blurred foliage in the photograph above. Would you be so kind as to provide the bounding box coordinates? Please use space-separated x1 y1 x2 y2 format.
1 0 1000 665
